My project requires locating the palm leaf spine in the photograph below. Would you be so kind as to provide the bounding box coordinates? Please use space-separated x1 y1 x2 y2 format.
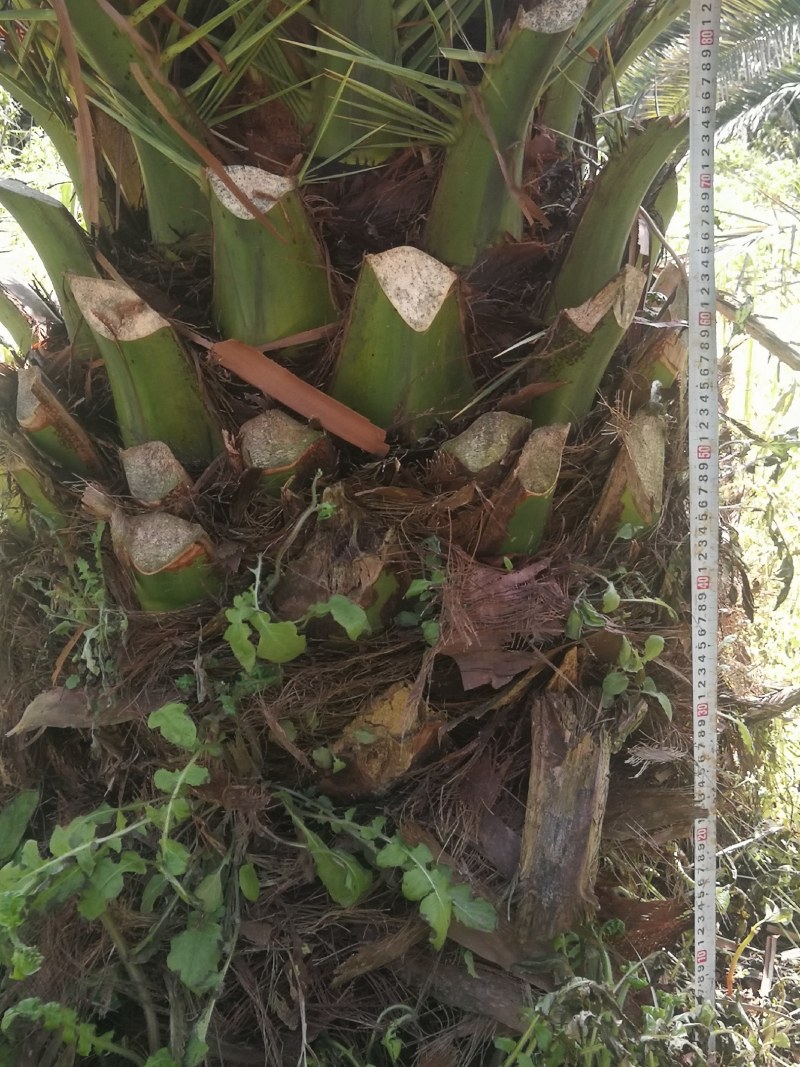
209 166 337 350
66 275 223 467
425 1 589 267
0 180 99 357
0 278 56 355
547 117 688 315
309 0 398 165
330 246 473 441
61 0 210 243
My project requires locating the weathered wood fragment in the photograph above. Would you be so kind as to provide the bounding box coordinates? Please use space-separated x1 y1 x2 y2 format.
515 693 610 941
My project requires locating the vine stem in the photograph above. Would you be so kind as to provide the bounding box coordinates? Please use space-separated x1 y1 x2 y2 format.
101 911 162 1055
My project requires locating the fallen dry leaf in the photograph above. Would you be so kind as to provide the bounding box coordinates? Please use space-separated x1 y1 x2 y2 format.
212 339 389 456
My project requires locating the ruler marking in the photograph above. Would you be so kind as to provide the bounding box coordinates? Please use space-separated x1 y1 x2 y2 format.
689 0 721 1010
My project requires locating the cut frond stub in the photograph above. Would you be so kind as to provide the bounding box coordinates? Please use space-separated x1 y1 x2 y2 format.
331 246 473 441
240 409 335 496
67 275 223 467
208 166 337 350
111 510 220 612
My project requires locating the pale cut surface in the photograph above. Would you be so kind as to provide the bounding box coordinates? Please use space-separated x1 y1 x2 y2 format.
67 275 166 341
516 424 570 494
208 165 294 220
520 0 588 34
121 441 190 503
442 411 531 473
127 512 206 573
368 246 456 332
240 409 320 469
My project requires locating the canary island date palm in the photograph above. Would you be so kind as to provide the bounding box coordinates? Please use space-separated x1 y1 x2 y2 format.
0 1 752 1063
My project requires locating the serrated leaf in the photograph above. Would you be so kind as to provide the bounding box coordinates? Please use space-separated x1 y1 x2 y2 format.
160 838 190 876
238 862 260 902
642 634 665 662
418 867 453 949
449 882 497 932
195 870 223 913
0 791 39 863
251 616 307 664
224 619 256 673
148 702 197 750
602 583 620 613
167 915 222 993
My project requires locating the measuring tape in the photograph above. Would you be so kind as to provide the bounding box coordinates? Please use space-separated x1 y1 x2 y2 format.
688 0 721 1009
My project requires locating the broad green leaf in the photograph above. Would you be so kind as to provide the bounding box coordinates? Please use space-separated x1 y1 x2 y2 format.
402 860 442 903
32 865 87 911
251 617 307 664
303 829 372 906
0 791 39 863
653 691 673 720
148 702 197 750
224 618 256 672
153 765 209 793
11 945 43 979
405 578 432 599
311 746 333 770
307 594 370 640
422 620 440 646
167 915 222 993
184 1035 209 1067
602 671 630 702
449 882 497 932
579 601 605 627
736 718 755 755
195 870 223 913
418 867 453 949
144 1051 180 1067
642 634 665 662
160 839 190 876
602 583 621 613
141 873 168 913
77 852 146 919
375 840 408 868
238 863 260 902
565 607 582 640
